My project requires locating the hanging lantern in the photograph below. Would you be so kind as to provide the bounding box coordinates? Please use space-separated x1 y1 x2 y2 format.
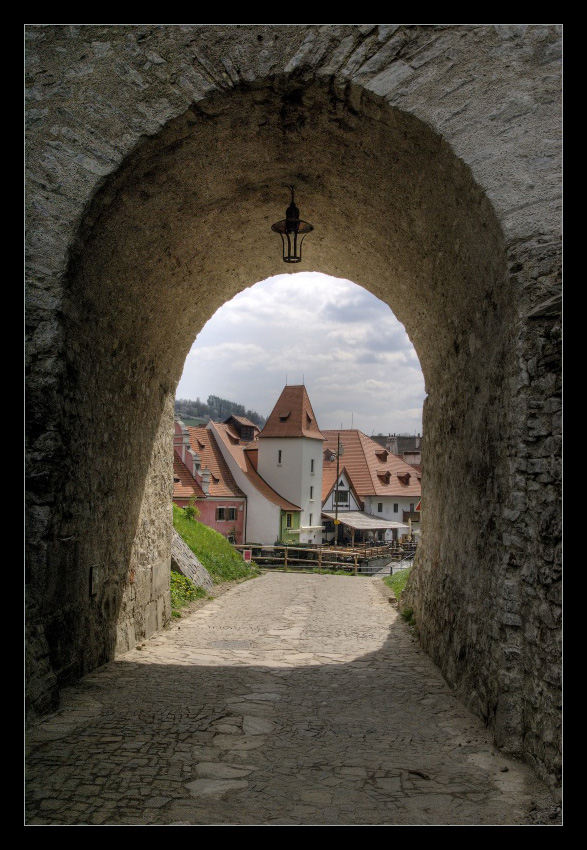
271 187 314 263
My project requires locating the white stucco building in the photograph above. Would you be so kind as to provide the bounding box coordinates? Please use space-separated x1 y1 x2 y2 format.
256 385 325 545
321 430 421 544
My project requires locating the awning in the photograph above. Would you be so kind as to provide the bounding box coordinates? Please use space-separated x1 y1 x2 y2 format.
322 511 409 531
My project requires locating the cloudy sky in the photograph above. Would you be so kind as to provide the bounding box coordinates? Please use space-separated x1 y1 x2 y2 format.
176 272 426 436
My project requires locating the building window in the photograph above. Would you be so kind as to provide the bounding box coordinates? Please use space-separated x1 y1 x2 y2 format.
278 449 282 464
286 513 293 528
216 507 225 521
410 503 415 513
310 486 314 500
334 490 348 504
309 513 313 526
393 503 398 513
378 502 383 513
310 458 315 473
227 507 237 521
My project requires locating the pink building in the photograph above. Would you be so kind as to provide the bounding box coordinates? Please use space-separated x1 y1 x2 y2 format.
173 419 246 544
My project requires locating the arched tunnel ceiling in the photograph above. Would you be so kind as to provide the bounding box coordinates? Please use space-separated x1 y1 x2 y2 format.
25 27 561 788
66 80 507 395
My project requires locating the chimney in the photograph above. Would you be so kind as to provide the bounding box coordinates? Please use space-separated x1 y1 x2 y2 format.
201 467 210 496
190 450 201 477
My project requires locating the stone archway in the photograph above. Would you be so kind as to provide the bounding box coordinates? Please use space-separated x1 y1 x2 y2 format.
25 25 561 787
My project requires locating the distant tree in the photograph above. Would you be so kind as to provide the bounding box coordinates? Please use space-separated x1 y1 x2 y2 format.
175 395 265 427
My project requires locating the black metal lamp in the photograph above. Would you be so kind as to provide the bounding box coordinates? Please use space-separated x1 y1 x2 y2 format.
271 187 314 263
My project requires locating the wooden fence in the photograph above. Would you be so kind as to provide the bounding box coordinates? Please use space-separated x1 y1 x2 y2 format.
233 543 414 574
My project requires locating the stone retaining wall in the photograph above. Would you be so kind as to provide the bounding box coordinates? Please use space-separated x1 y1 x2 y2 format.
25 25 561 785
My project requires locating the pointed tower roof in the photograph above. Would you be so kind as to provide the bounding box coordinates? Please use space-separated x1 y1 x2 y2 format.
258 385 325 441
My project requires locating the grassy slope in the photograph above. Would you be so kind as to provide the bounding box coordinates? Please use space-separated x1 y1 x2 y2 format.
172 505 259 583
383 567 412 597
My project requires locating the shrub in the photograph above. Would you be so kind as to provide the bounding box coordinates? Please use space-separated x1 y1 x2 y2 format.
170 571 207 612
401 606 417 627
183 495 200 520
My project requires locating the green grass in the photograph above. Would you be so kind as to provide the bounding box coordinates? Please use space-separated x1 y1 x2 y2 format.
173 505 260 584
383 568 417 626
176 415 209 427
170 571 208 615
400 606 417 626
383 567 412 597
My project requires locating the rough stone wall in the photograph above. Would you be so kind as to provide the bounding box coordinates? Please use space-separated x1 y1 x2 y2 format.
25 25 561 784
506 242 561 780
115 394 175 656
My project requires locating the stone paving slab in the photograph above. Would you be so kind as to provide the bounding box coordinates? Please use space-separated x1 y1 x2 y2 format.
25 573 560 825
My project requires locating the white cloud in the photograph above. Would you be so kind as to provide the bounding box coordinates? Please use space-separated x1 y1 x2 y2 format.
176 273 426 434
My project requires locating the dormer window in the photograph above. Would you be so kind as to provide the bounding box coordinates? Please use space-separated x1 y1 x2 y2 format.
376 449 388 462
377 470 391 485
397 472 411 484
279 411 290 422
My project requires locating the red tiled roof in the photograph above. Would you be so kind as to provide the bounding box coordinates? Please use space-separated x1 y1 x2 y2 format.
243 454 301 511
321 430 422 498
212 423 301 511
258 385 325 441
321 463 363 507
173 454 205 500
224 414 258 430
186 427 245 498
224 424 242 444
321 464 339 501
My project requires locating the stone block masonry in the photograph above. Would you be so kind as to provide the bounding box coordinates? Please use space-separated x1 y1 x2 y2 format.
25 24 561 787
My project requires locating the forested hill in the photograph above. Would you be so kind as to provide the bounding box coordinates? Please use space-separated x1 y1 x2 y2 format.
175 395 266 428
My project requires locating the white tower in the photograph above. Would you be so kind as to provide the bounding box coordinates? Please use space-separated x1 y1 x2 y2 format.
257 385 325 544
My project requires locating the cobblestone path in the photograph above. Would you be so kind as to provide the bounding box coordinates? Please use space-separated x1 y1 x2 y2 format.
26 573 557 825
